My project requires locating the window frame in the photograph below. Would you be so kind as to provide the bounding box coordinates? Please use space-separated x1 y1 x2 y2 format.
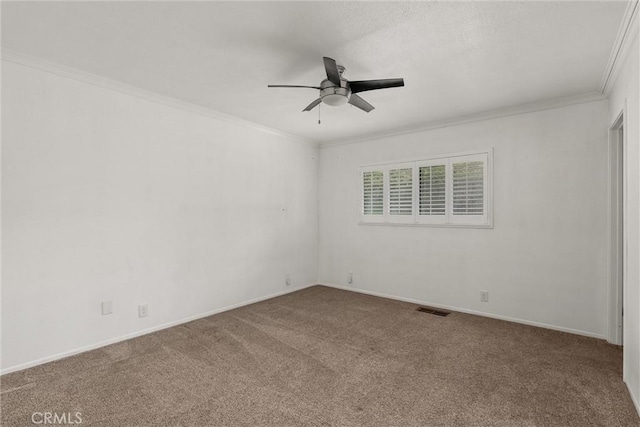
359 149 493 228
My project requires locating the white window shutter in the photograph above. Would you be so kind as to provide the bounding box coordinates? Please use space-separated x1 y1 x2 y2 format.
388 167 413 216
359 149 491 227
362 170 384 216
452 160 484 215
419 164 446 216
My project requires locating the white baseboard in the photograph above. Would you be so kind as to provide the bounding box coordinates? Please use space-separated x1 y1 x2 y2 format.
2 282 608 375
319 283 607 340
626 380 640 417
1 283 316 375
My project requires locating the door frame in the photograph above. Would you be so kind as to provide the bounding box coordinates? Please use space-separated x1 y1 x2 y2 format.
608 109 626 346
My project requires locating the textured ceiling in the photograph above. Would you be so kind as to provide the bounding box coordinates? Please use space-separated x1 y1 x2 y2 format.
1 1 627 143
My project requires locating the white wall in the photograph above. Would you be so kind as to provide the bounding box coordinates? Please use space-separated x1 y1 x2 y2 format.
319 100 610 338
1 60 319 372
608 26 640 412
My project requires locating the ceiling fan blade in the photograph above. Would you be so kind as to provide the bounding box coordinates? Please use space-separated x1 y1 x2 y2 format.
268 85 322 89
348 94 375 113
323 57 341 86
303 98 322 112
349 78 405 94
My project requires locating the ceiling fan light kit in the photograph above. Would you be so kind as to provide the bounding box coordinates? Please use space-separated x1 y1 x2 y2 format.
268 57 404 114
320 86 350 107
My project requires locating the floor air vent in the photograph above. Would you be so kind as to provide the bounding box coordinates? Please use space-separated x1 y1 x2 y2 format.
416 306 451 317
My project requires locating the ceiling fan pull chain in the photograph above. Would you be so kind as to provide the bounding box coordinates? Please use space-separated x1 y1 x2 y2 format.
318 103 321 125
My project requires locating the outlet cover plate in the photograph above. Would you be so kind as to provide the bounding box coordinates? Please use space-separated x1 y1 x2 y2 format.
138 304 149 318
101 301 113 315
480 291 489 303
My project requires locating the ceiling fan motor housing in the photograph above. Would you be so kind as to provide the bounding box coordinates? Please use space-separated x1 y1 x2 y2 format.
320 78 350 106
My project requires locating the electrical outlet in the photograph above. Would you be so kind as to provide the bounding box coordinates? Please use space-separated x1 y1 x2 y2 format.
347 272 353 284
285 274 291 286
138 304 149 318
480 291 489 303
101 301 113 315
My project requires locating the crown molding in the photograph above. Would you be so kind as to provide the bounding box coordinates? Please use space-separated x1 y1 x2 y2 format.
600 0 639 96
1 49 319 148
321 91 607 148
1 36 618 151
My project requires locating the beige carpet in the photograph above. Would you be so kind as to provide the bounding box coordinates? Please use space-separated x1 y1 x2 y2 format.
1 285 638 426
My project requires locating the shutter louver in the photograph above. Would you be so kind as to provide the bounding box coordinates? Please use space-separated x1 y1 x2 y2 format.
419 165 446 215
389 168 413 215
362 170 384 215
452 161 484 215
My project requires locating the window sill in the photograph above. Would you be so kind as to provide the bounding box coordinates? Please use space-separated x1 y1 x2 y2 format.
358 221 493 229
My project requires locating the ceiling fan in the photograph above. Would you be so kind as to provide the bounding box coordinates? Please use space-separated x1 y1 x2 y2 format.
268 57 404 113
